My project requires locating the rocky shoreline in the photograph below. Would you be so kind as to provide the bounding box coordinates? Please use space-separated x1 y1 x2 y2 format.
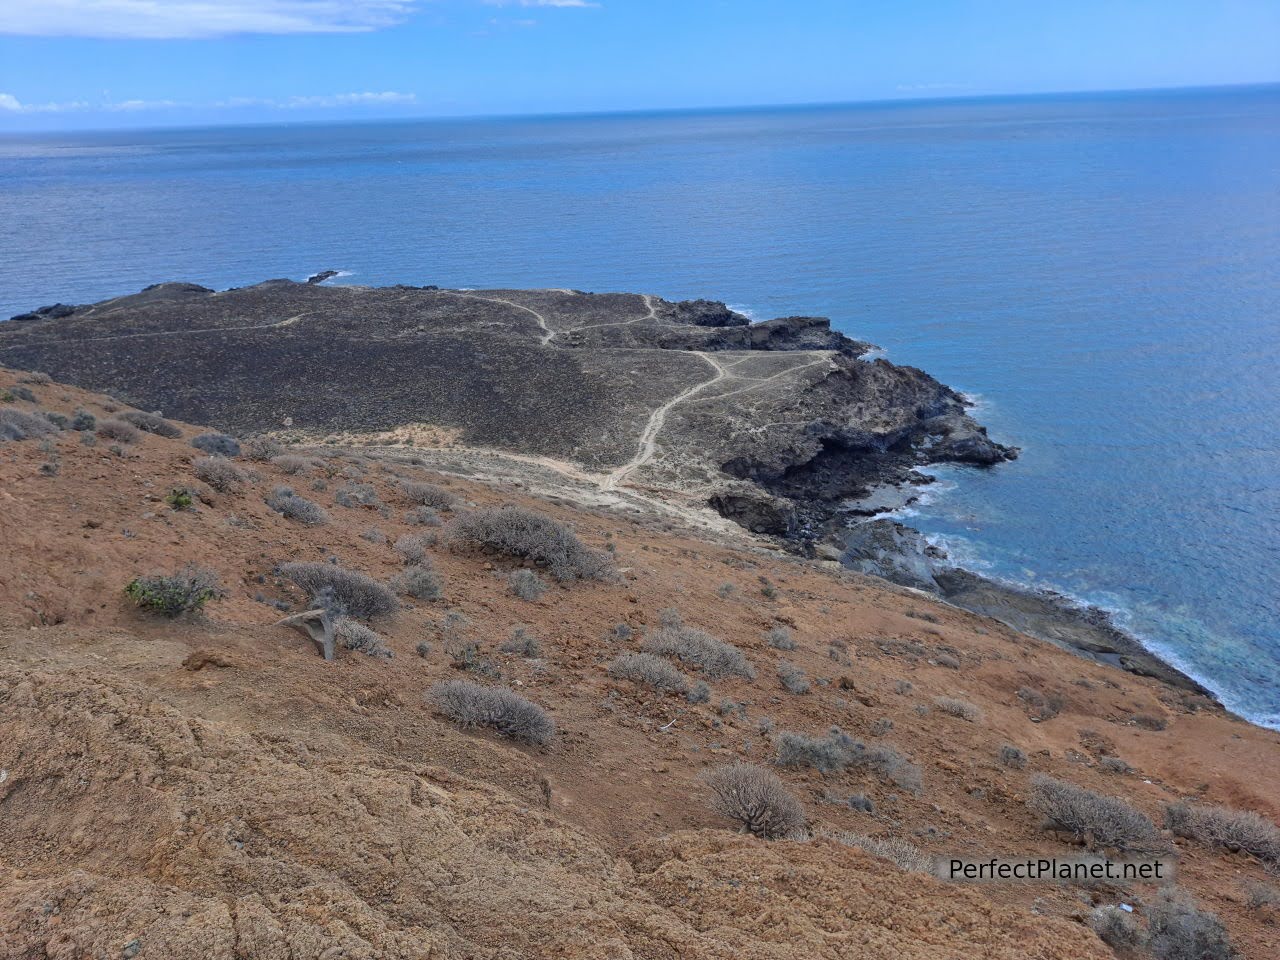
833 518 1215 698
0 278 1217 704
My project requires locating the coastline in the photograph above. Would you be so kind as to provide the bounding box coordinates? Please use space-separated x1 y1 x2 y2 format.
0 277 1237 718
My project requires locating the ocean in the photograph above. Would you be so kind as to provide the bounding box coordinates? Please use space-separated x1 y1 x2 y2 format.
1 86 1277 726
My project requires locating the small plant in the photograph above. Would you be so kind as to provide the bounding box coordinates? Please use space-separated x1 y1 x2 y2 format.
934 696 981 722
1018 687 1064 721
335 618 391 658
606 623 633 642
360 526 387 544
193 456 245 493
686 680 711 704
998 744 1027 769
271 454 314 475
607 652 690 694
777 661 810 694
406 505 442 526
759 577 778 600
120 410 182 438
1164 800 1280 868
870 717 894 737
716 582 736 599
242 436 282 461
400 480 458 509
508 568 548 601
1089 905 1143 951
643 621 755 680
1099 756 1133 774
164 487 195 511
0 408 59 442
702 762 805 839
894 679 913 695
394 533 436 564
765 625 796 650
776 728 856 774
821 829 934 872
334 482 382 509
96 417 141 443
1028 774 1160 852
1145 889 1237 960
445 505 612 581
500 626 541 658
279 561 397 619
265 486 329 525
933 652 961 669
428 679 555 745
125 565 222 617
191 432 241 457
444 637 500 677
70 408 96 431
392 564 443 601
415 640 432 658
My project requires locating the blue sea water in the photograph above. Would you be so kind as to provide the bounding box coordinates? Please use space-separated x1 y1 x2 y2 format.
1 86 1277 726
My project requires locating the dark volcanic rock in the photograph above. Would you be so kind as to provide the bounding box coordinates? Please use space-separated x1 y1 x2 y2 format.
306 270 340 285
10 303 78 322
661 299 750 327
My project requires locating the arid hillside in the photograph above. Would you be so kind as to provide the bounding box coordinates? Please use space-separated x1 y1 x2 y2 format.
1 366 1278 960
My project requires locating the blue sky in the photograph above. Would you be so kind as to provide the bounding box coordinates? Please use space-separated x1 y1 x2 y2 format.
1 0 1277 130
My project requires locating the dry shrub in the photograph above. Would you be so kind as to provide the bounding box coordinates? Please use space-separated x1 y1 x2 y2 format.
242 436 282 461
766 625 795 650
394 533 435 565
508 568 548 601
392 564 443 601
999 744 1028 769
191 432 241 457
265 486 329 526
1089 905 1143 951
0 408 59 442
445 505 612 581
96 417 141 443
777 661 810 694
935 696 982 722
703 762 805 840
279 561 397 619
120 410 182 438
428 679 554 745
643 620 755 680
193 456 245 492
400 480 458 509
335 618 390 658
775 727 922 792
1165 800 1280 868
272 454 315 475
607 652 689 694
1146 889 1237 960
1028 773 1160 852
821 829 934 873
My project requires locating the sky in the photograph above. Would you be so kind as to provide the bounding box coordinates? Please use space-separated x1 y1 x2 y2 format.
1 0 1277 131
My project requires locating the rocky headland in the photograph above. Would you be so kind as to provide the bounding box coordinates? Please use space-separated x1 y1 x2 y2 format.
0 278 1204 695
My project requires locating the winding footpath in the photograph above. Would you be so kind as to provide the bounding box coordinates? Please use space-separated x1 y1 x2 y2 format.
602 351 729 491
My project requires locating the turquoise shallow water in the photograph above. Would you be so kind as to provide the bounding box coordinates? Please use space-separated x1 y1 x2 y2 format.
1 86 1277 725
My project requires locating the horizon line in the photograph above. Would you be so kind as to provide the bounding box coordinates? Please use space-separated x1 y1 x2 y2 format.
2 79 1277 137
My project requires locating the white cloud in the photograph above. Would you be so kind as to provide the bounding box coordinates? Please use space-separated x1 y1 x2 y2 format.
0 92 91 113
483 0 598 7
0 90 417 115
0 1 417 40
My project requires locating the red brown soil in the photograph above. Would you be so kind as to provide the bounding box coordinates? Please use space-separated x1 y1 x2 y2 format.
1 368 1277 959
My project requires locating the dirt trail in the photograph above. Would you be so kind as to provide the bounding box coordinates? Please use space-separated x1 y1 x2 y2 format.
8 312 313 348
602 351 728 491
448 291 558 345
